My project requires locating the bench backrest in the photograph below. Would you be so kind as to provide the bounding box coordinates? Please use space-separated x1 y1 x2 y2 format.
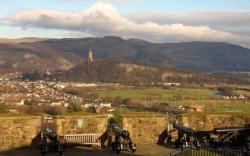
63 134 101 144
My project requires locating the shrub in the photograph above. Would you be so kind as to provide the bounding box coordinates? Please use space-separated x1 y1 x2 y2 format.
19 105 42 115
44 106 66 115
122 98 132 105
0 102 8 113
113 96 123 105
67 102 83 112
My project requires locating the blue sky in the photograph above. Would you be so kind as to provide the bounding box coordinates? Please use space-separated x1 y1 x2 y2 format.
0 0 250 47
1 0 249 16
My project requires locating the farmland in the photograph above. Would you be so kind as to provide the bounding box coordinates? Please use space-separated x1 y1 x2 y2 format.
95 86 250 112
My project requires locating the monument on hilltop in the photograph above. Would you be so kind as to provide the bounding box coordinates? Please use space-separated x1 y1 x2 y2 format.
87 49 94 63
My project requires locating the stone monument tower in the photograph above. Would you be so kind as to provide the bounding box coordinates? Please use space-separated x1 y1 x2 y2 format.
87 49 94 63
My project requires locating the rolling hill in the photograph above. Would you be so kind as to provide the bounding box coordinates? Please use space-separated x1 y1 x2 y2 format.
0 36 250 72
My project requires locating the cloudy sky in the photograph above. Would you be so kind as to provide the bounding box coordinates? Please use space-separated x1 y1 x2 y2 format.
0 0 250 47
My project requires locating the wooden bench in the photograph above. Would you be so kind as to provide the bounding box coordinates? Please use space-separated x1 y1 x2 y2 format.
62 133 101 149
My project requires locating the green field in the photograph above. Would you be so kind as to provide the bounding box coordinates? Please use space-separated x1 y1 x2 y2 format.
96 87 250 112
97 87 219 101
235 90 250 96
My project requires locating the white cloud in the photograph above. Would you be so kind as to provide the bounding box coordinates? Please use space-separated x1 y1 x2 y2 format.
130 11 250 36
61 0 139 4
7 2 250 46
97 0 138 4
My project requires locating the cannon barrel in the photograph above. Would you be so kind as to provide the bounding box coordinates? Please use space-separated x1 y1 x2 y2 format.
214 126 250 134
111 124 130 138
44 128 57 140
109 124 136 153
173 123 194 134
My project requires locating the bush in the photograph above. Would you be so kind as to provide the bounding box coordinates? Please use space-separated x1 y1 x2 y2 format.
19 105 42 115
44 106 66 115
86 106 97 113
109 116 121 125
112 96 122 105
67 102 83 112
24 99 38 106
152 103 170 112
122 98 132 105
0 102 8 113
217 87 235 96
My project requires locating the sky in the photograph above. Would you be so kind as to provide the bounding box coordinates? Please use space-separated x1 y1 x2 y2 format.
0 0 250 47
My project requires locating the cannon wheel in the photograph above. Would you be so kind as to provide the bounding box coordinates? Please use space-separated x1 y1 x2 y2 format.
115 143 121 154
116 149 121 154
111 142 116 151
59 151 63 156
40 141 47 156
132 149 136 153
129 143 136 153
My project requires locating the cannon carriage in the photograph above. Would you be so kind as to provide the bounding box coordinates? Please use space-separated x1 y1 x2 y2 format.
209 125 250 151
107 124 136 154
40 128 65 156
172 123 201 149
168 122 250 152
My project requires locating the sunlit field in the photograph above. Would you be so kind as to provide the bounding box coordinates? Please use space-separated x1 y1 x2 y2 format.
96 87 250 112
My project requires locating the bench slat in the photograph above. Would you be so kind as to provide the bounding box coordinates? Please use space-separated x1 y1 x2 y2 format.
63 133 101 148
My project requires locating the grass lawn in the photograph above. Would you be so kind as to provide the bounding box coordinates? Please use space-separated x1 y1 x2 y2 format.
235 90 250 96
97 87 219 101
96 87 250 112
167 99 250 112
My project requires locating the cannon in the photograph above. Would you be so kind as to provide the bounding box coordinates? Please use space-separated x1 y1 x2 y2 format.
40 128 64 156
172 123 201 149
209 125 250 151
108 124 136 154
214 126 250 133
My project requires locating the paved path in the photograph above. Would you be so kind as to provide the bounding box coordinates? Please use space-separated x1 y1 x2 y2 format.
0 144 175 156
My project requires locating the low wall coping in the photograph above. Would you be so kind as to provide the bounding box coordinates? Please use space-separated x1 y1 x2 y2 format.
0 116 41 119
180 114 250 118
120 115 168 117
54 115 109 119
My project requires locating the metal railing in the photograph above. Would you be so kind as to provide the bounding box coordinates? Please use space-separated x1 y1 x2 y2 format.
166 148 250 156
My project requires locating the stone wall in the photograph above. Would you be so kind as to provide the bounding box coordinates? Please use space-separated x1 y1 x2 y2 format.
54 115 109 135
0 116 41 152
121 115 169 144
0 115 109 152
178 114 250 131
2 114 249 151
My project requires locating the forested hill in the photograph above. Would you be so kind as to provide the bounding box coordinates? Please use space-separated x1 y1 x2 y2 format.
50 61 249 84
1 36 250 72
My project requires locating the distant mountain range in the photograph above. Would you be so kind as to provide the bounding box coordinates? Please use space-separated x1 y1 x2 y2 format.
0 36 250 72
0 37 47 44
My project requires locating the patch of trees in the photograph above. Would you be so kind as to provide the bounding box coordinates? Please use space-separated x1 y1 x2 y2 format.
55 61 250 85
0 102 8 113
63 86 99 103
21 60 250 85
217 87 236 96
67 102 83 112
54 60 163 85
22 71 43 81
17 105 66 115
22 71 53 81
